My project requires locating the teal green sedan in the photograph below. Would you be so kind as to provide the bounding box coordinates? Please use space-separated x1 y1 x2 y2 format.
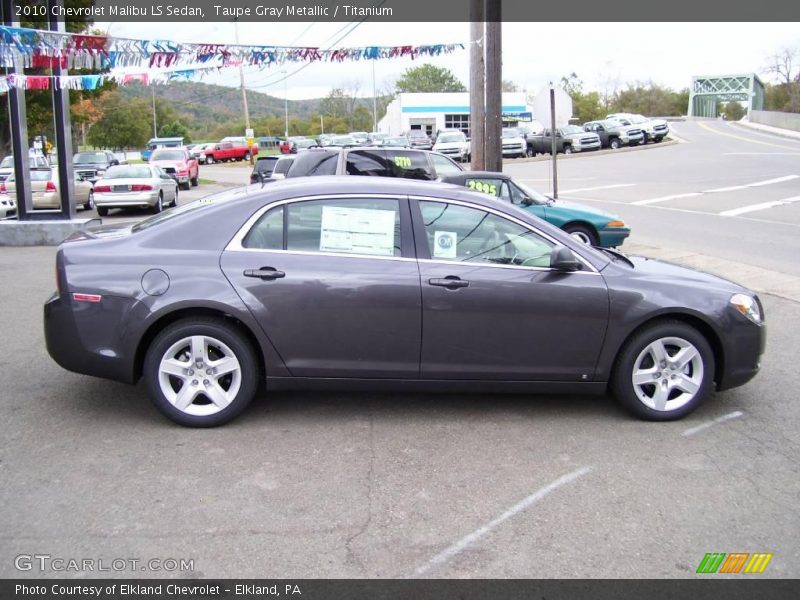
441 171 630 248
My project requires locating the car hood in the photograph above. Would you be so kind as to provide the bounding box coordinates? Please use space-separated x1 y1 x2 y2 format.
619 254 748 293
501 137 526 143
434 141 468 149
150 160 186 168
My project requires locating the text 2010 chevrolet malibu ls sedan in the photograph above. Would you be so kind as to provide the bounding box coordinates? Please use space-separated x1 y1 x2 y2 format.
44 177 765 427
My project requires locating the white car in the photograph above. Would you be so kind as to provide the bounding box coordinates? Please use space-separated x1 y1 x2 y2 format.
607 113 670 143
0 193 15 218
270 155 296 180
92 164 179 216
0 153 50 182
432 131 470 162
501 127 527 158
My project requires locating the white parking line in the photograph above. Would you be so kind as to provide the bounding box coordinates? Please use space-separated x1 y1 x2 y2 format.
720 195 800 217
682 411 744 437
724 152 800 156
412 466 592 576
703 174 799 193
632 192 703 206
558 184 637 194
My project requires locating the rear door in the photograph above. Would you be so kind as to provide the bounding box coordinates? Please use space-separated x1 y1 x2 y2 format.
221 195 422 378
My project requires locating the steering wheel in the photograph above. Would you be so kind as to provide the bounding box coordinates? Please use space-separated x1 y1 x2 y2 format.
477 229 506 261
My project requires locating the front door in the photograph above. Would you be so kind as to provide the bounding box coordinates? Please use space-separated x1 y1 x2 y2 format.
221 196 421 378
413 199 609 381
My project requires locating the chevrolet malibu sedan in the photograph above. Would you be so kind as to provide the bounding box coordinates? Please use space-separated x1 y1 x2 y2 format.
44 177 764 427
93 165 179 216
442 171 630 247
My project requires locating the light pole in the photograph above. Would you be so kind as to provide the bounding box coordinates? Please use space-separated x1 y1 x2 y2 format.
282 70 289 138
372 60 377 132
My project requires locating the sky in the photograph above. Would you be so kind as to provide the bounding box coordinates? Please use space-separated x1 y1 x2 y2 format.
100 21 800 101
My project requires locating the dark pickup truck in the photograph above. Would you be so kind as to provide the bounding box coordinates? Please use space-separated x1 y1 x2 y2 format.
527 126 601 155
72 150 122 181
583 119 644 149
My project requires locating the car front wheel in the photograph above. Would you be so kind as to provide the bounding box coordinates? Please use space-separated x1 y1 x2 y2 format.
563 145 573 154
206 155 214 164
84 191 94 211
612 321 715 421
563 223 598 246
143 318 260 427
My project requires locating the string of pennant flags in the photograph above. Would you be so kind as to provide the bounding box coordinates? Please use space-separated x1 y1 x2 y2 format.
0 25 465 71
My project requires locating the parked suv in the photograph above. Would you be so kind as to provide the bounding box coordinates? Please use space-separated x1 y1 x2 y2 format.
285 147 464 180
432 130 470 162
501 127 527 158
583 119 644 149
406 130 433 150
607 113 669 143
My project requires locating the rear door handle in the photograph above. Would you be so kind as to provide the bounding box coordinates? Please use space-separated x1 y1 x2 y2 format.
244 267 286 280
428 276 469 289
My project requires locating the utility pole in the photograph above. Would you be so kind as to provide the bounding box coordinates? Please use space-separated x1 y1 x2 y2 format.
550 85 558 199
234 19 251 134
468 0 485 170
151 86 158 137
283 71 289 138
484 3 502 172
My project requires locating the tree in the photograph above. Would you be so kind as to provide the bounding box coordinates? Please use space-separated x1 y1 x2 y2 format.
502 79 519 92
610 82 689 117
86 91 150 150
722 102 746 121
560 73 603 123
764 47 800 112
158 121 191 143
395 64 466 93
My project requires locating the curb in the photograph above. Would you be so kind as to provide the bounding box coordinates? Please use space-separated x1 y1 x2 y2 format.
489 138 680 166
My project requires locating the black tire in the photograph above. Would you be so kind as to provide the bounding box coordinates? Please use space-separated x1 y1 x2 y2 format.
641 133 649 144
564 223 598 246
609 138 621 150
180 181 190 191
205 155 215 164
171 188 178 207
612 320 715 421
244 152 251 161
152 193 163 214
563 145 573 154
191 173 199 187
143 318 260 427
526 146 535 157
83 191 94 211
96 206 108 217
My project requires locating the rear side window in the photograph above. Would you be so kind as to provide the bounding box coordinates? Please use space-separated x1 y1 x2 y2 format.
384 150 434 180
287 152 337 177
287 198 400 257
346 150 389 177
244 206 284 250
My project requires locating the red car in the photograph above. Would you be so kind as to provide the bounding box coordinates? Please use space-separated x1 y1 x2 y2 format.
148 147 199 190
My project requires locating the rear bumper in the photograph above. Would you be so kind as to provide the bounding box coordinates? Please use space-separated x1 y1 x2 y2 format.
95 192 159 208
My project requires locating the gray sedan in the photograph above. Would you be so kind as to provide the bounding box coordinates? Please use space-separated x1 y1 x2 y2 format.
44 177 765 427
93 164 178 216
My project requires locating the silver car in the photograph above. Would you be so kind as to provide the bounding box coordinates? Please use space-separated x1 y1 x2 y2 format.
93 164 178 216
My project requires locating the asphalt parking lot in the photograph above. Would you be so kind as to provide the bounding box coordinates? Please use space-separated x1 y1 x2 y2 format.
1 122 799 579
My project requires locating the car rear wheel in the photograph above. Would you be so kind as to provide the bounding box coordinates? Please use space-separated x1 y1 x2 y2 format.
83 191 94 211
563 223 598 246
97 206 108 217
143 318 259 427
612 321 714 421
152 193 163 214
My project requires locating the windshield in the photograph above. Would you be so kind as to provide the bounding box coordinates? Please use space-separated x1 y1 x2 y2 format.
629 115 648 124
386 137 407 145
73 152 107 164
0 157 11 168
512 179 552 205
332 136 355 145
408 131 427 139
151 150 185 161
561 125 583 135
104 166 152 179
502 129 520 138
438 133 465 143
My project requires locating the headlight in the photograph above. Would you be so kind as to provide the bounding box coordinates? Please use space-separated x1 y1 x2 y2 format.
730 293 762 324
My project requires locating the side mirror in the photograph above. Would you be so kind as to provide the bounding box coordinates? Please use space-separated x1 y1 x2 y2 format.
550 246 582 271
521 197 533 207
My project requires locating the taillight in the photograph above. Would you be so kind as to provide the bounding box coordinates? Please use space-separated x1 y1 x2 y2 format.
94 185 111 192
177 169 188 176
45 181 56 192
130 184 152 192
0 182 5 193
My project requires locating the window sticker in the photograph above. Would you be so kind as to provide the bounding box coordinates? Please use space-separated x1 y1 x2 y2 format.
320 206 396 256
466 179 499 196
433 230 457 259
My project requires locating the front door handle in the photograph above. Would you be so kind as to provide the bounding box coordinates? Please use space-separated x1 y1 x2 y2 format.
244 267 286 280
428 276 469 289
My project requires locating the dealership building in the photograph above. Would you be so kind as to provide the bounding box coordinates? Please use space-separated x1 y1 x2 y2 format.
377 92 534 137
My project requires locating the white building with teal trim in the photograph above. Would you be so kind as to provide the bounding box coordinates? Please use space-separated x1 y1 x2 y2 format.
378 92 533 137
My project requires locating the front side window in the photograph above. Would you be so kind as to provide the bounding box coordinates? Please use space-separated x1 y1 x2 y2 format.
419 201 553 268
287 198 401 257
429 153 463 176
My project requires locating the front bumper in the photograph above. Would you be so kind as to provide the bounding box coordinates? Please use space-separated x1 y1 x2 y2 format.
573 140 601 152
597 226 631 248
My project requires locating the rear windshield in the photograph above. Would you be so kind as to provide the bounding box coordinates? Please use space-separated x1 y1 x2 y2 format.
346 150 434 180
150 150 185 161
74 152 108 164
7 169 52 182
562 125 583 135
255 157 279 174
104 166 152 179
